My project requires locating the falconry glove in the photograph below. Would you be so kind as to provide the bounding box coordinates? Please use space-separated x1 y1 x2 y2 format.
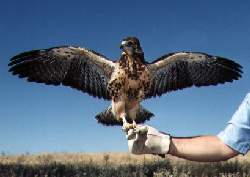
126 125 171 155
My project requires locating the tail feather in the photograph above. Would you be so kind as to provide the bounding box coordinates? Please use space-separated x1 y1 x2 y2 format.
95 105 154 126
136 106 154 123
95 106 122 126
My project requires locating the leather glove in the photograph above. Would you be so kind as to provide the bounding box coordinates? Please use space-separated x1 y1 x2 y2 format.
126 125 171 155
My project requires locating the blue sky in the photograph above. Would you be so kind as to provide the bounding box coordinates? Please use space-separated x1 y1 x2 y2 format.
0 0 249 154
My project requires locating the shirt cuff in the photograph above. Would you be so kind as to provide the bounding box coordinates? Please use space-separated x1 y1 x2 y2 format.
217 123 250 155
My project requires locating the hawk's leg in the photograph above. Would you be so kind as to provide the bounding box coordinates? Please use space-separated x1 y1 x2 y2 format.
122 116 129 131
121 115 135 131
112 99 136 131
132 120 137 128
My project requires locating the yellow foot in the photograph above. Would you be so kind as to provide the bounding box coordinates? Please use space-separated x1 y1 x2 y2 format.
122 122 136 131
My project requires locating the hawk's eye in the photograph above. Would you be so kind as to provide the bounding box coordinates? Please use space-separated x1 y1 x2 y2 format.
127 41 133 46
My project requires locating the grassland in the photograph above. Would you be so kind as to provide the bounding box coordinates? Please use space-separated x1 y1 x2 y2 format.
1 152 250 177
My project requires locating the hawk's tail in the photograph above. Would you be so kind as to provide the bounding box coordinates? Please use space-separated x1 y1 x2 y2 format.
95 106 154 126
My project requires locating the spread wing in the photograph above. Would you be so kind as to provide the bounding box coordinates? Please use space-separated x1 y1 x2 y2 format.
145 52 243 99
9 46 115 100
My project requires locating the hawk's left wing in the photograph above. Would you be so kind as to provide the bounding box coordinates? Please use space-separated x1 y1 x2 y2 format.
9 46 115 100
145 52 242 99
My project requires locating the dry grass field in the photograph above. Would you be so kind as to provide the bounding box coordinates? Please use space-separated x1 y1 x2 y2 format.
1 152 250 165
0 152 159 165
1 152 250 177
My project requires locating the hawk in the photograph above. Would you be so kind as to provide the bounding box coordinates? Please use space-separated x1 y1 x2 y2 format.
9 37 243 130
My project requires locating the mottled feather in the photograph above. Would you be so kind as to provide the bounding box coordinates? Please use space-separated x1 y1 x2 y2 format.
9 46 115 100
146 52 242 98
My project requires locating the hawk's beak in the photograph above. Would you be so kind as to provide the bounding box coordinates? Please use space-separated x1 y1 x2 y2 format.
120 41 127 50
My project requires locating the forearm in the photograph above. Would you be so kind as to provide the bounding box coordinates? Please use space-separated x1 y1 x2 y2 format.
168 135 239 162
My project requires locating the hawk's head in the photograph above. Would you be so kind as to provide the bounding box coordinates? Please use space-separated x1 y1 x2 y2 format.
120 37 143 56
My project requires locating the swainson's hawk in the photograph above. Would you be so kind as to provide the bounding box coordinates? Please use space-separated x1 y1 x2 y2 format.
9 37 243 130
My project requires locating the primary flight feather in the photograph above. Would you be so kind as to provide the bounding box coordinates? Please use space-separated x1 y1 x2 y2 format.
9 37 243 129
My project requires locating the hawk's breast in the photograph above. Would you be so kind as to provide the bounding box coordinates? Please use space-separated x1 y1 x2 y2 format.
108 55 150 101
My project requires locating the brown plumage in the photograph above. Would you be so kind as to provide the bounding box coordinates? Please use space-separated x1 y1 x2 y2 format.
8 37 243 129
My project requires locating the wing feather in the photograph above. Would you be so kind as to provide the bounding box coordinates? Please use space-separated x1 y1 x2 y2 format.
146 52 242 98
9 46 115 100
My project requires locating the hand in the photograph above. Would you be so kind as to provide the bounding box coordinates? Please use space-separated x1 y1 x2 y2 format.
126 125 171 155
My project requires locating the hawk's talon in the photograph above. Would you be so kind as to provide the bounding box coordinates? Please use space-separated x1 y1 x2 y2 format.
122 122 136 132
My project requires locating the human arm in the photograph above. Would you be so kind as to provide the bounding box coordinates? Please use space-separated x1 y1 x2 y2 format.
169 135 238 162
127 93 250 162
127 126 238 162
